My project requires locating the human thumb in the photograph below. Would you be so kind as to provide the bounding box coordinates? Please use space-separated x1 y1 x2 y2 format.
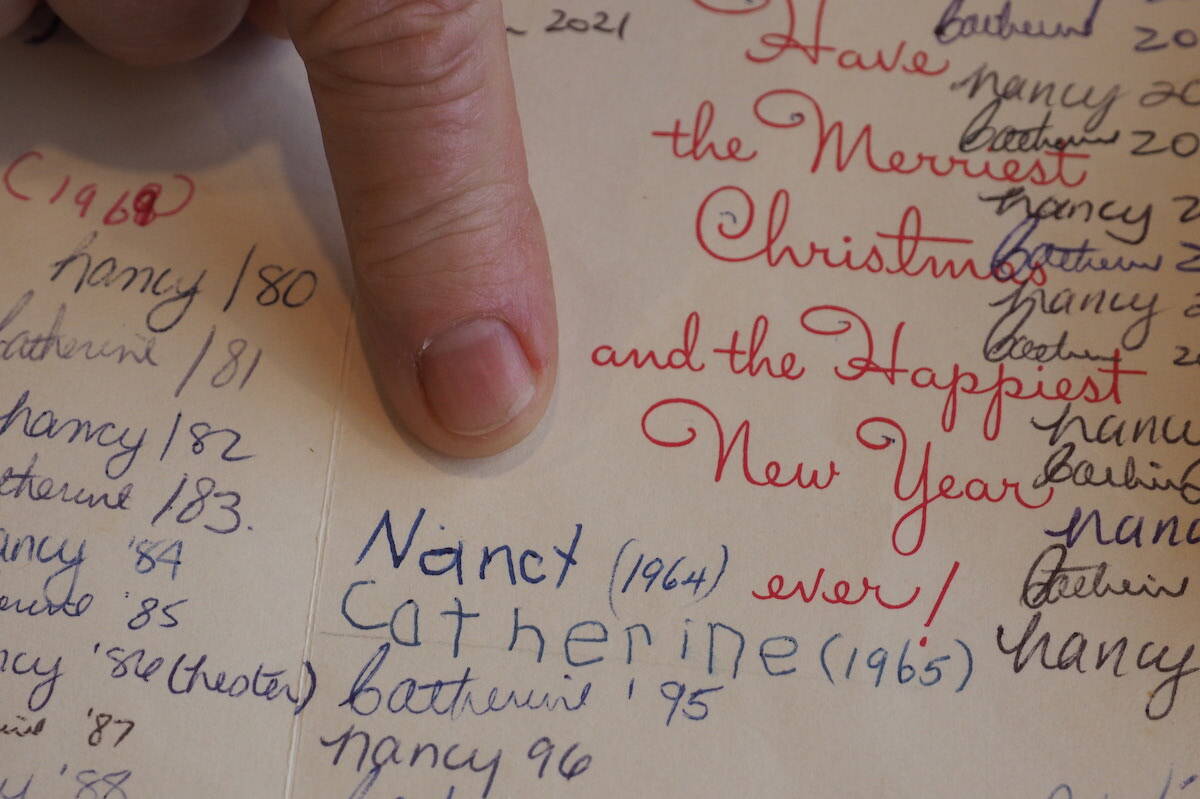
284 0 556 457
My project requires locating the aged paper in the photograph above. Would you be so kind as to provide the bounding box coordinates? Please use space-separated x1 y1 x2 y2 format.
2 1 1199 797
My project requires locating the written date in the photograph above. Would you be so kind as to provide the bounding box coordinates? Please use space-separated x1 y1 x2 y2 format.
1 770 136 799
507 9 630 39
3 150 193 227
819 634 974 692
85 707 134 748
607 537 727 619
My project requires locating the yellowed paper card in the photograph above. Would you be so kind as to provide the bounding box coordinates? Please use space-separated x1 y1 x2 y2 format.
2 1 1198 796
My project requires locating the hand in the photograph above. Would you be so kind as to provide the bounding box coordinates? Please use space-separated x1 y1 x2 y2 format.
2 0 557 459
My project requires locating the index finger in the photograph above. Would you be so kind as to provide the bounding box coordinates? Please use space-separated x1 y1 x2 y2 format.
285 0 558 457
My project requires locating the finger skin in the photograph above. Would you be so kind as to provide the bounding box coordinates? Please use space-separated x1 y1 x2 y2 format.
246 0 289 37
0 0 37 38
285 0 557 457
46 0 249 64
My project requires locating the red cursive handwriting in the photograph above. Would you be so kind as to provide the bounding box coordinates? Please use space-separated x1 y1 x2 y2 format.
641 397 839 489
713 315 806 380
652 100 758 162
752 568 922 609
592 311 706 372
857 416 1053 556
800 304 1146 440
696 186 1047 286
693 0 950 77
754 89 1089 188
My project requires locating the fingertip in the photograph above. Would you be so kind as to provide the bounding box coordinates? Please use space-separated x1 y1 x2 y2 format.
363 309 558 460
357 217 559 459
0 0 37 38
289 0 559 458
419 317 538 438
246 0 289 38
47 0 248 65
